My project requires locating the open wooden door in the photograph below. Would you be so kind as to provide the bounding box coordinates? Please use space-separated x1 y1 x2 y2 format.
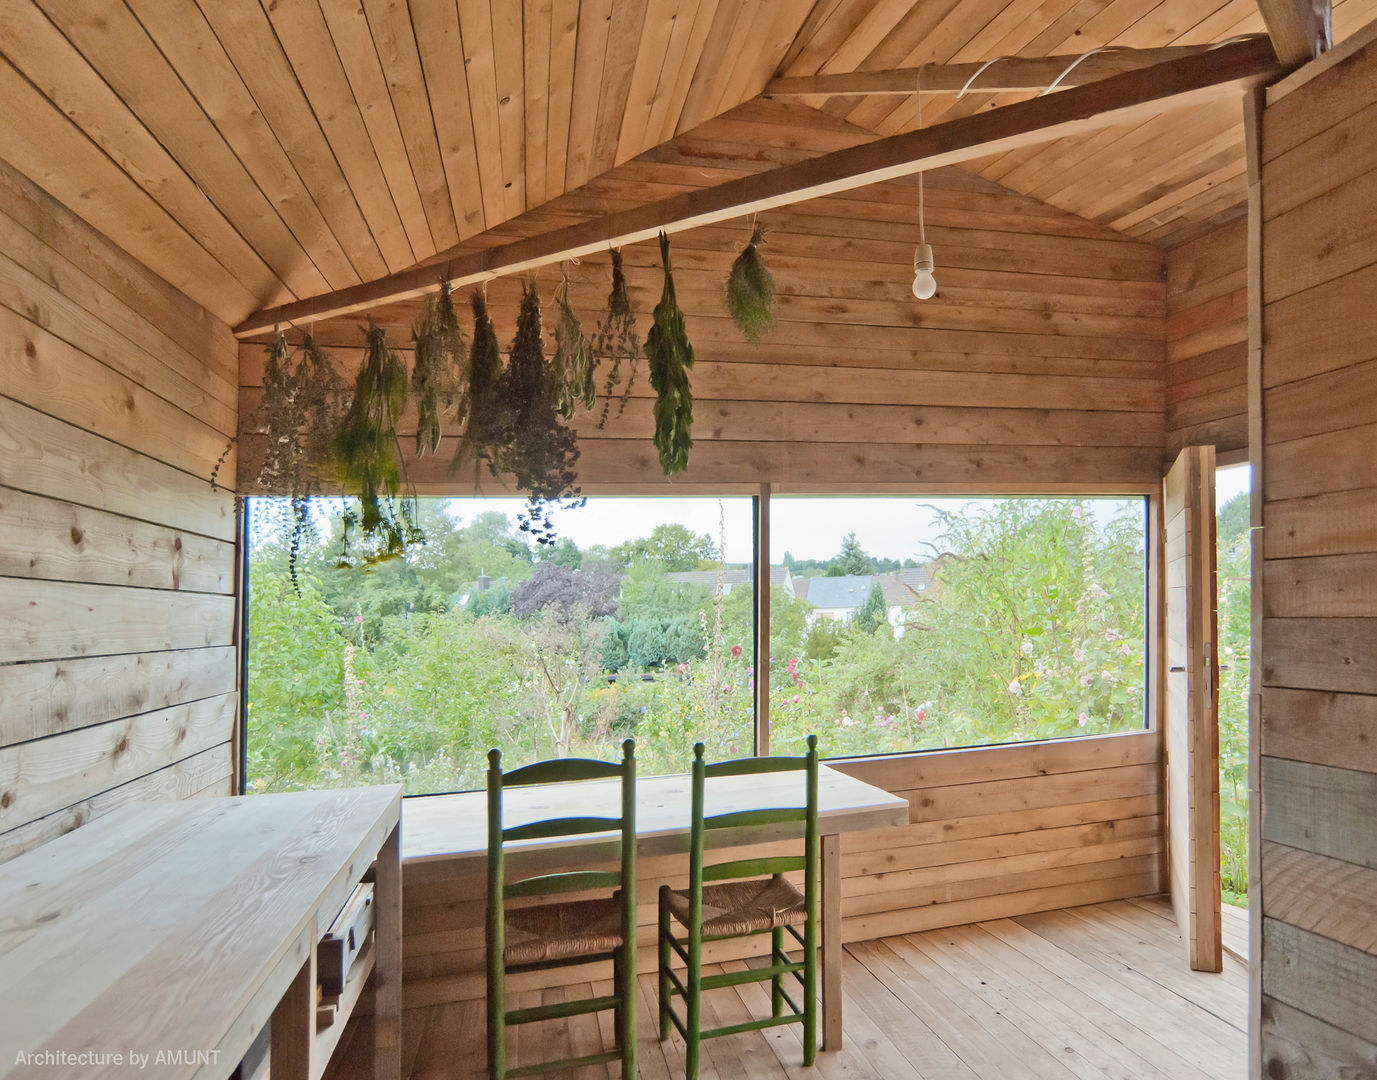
1163 445 1221 972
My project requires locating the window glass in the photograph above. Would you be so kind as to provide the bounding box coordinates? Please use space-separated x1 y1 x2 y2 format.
767 497 1148 757
246 496 752 793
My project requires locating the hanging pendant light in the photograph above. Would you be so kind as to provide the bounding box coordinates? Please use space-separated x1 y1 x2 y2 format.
912 66 936 301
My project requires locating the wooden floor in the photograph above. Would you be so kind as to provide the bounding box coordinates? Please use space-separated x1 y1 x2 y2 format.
330 897 1247 1080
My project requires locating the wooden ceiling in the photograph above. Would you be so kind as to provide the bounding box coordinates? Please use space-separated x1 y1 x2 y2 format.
2 0 1373 326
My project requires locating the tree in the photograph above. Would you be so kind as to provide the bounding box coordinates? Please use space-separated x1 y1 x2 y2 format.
612 523 717 570
510 561 620 620
829 532 874 576
852 582 889 635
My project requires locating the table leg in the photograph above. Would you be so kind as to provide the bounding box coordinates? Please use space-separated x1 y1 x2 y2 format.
374 823 403 1080
271 945 316 1080
821 832 842 1052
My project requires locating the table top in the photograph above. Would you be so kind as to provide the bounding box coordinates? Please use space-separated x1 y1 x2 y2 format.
0 786 401 1080
402 763 909 864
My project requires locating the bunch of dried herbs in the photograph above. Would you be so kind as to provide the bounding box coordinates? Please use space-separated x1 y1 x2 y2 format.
411 281 467 456
332 321 423 565
214 328 345 591
725 220 776 343
592 249 640 427
551 275 596 419
492 282 583 545
452 288 504 478
645 231 695 476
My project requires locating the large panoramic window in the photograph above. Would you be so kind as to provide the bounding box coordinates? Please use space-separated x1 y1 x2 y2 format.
766 496 1149 758
245 496 753 794
245 494 1148 795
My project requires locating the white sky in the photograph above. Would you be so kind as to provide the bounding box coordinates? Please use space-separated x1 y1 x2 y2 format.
263 467 1254 564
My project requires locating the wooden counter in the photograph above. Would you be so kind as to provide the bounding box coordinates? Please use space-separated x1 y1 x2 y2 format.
0 786 402 1080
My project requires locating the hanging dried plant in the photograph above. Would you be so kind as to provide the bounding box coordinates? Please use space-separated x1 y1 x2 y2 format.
213 327 345 592
492 281 582 545
726 220 776 343
551 275 596 419
592 249 641 427
646 231 695 476
332 321 423 565
452 288 504 477
411 280 468 456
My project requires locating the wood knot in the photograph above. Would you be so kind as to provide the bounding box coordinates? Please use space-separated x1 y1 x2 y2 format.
114 737 129 754
0 791 12 809
70 526 84 546
24 340 37 359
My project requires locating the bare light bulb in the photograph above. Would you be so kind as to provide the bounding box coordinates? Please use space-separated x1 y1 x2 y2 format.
912 242 936 300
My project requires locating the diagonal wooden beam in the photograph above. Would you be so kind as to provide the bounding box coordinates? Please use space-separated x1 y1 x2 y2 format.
233 36 1280 337
1256 0 1331 67
763 42 1260 97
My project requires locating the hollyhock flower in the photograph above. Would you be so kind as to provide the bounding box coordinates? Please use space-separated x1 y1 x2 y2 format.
731 645 743 658
1078 712 1089 727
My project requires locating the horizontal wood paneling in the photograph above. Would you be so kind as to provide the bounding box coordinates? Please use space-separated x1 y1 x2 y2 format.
1164 219 1247 457
399 731 1163 1006
1260 41 1377 1064
238 102 1165 497
0 157 237 863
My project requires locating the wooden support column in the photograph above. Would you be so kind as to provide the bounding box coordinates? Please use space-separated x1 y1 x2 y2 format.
1243 83 1266 1080
755 483 771 757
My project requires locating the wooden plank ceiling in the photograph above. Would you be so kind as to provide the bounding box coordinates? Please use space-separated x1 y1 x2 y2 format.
2 0 1374 327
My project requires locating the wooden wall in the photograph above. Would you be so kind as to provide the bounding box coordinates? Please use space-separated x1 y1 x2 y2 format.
1256 26 1377 1076
0 158 240 863
400 731 1162 1007
1165 218 1248 460
239 99 1167 497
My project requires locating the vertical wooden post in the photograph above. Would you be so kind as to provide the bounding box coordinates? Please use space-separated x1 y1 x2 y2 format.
1243 82 1266 1080
374 822 403 1080
755 483 772 756
820 832 842 1052
270 944 315 1080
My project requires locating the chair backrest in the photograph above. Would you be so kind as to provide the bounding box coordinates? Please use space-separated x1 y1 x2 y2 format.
687 734 819 898
487 739 637 905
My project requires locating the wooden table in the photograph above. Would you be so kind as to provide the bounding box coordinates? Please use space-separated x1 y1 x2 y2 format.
403 765 909 1051
0 787 402 1080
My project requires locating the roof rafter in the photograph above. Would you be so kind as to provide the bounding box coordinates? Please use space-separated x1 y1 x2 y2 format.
763 41 1263 97
1257 0 1332 66
234 36 1279 337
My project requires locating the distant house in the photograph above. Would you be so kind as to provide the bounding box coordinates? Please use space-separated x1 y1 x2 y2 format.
663 564 792 597
792 565 936 633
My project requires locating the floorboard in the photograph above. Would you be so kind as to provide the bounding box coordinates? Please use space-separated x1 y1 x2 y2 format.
325 896 1246 1080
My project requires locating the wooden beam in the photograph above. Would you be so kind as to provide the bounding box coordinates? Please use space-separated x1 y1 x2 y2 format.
234 37 1279 337
1257 0 1331 68
763 42 1257 97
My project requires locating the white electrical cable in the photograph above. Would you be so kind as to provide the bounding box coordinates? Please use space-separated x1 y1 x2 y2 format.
958 56 1012 98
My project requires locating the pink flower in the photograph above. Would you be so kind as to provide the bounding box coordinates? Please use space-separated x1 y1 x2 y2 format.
793 694 801 704
1078 712 1089 727
1071 506 1083 518
731 645 743 658
916 709 927 722
355 614 364 623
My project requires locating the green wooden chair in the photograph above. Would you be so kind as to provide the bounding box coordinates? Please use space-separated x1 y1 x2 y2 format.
657 735 820 1079
486 739 637 1080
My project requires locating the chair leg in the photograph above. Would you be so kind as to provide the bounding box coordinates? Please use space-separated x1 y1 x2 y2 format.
486 968 504 1080
771 926 784 1018
803 927 817 1067
616 942 637 1079
658 891 672 1041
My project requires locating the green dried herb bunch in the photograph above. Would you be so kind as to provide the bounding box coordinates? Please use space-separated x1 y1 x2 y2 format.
593 248 641 427
645 231 695 476
452 288 504 477
214 327 345 591
726 219 776 343
411 280 468 456
551 273 596 419
332 321 423 565
493 281 583 546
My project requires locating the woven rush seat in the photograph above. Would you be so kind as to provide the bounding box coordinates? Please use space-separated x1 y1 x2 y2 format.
663 875 806 937
503 895 626 965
